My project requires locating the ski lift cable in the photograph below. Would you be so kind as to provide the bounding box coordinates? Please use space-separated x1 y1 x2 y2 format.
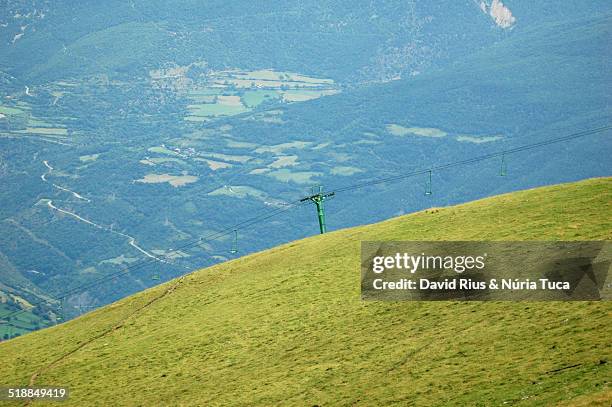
4 125 609 320
331 125 611 194
3 200 308 320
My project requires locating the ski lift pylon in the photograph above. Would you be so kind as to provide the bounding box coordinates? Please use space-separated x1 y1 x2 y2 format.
425 169 432 196
230 229 238 254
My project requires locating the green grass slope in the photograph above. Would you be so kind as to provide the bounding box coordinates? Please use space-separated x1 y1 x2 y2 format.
1 178 611 406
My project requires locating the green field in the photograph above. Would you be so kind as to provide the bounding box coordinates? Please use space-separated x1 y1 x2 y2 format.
186 103 249 118
386 123 448 138
0 303 48 340
176 69 341 120
0 178 610 406
0 105 24 116
242 90 280 107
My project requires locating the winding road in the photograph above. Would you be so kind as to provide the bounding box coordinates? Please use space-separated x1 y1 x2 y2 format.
41 160 166 263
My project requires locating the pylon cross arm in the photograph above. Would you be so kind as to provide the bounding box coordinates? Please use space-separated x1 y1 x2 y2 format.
300 189 334 234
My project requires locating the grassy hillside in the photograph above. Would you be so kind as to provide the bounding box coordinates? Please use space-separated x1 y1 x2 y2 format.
1 178 610 406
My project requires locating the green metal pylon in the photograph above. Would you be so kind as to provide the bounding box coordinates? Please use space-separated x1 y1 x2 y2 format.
230 229 238 254
425 169 432 196
300 185 335 234
500 153 507 176
56 302 63 324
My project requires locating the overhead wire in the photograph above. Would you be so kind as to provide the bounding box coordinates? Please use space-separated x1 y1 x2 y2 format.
6 123 610 322
331 125 611 194
3 198 308 320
